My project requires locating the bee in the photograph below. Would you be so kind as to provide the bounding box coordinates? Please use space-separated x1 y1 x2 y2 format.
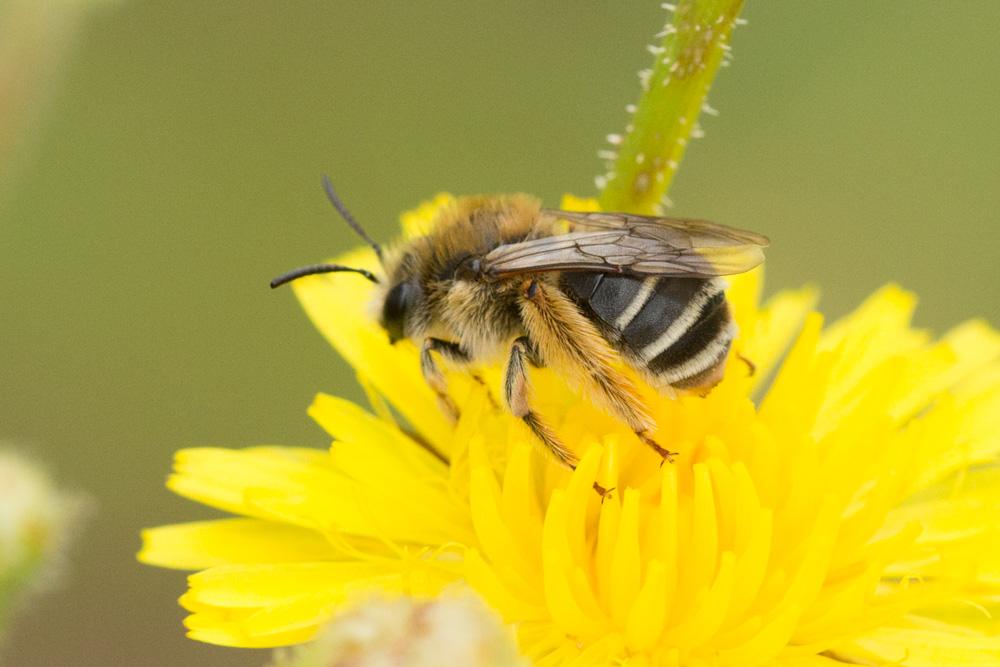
272 177 768 469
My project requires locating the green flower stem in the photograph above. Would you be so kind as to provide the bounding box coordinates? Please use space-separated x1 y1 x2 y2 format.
598 0 746 214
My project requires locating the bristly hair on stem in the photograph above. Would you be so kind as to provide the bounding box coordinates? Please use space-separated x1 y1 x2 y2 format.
598 0 745 215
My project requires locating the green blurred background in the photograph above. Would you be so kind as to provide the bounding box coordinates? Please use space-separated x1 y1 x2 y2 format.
1 1 997 665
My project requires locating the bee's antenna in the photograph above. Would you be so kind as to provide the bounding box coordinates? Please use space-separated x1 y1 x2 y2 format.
322 174 384 263
270 263 379 289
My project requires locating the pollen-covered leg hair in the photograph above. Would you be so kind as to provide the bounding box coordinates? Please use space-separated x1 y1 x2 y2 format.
504 336 578 469
518 279 675 462
420 338 471 422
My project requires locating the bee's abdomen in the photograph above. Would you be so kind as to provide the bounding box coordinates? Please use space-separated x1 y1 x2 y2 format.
560 272 734 388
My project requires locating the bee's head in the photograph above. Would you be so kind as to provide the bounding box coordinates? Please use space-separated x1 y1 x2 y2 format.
379 279 421 344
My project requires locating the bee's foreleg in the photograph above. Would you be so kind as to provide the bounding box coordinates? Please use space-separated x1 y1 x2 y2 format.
504 336 578 469
421 338 470 421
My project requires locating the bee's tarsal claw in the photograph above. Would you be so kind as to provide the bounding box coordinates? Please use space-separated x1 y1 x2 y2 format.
638 430 678 464
593 481 615 498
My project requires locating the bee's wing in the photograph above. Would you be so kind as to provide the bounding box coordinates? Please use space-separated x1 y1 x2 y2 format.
481 209 769 278
543 209 770 246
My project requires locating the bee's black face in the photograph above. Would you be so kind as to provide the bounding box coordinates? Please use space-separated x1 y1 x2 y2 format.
381 281 419 344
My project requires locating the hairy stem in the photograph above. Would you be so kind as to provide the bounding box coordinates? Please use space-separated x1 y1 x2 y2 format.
598 0 746 214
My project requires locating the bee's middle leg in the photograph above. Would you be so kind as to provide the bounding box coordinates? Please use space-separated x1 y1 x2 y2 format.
421 338 471 421
504 336 578 469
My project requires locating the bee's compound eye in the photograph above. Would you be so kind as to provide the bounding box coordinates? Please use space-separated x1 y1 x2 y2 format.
381 281 418 344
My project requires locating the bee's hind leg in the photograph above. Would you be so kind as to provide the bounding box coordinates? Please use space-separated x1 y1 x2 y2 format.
421 338 471 421
518 279 676 473
504 336 579 470
637 431 677 463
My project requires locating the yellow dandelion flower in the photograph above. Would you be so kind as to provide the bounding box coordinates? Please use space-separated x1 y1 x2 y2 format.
140 194 1000 666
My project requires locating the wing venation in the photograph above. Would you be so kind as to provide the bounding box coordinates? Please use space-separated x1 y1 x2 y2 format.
480 209 768 278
